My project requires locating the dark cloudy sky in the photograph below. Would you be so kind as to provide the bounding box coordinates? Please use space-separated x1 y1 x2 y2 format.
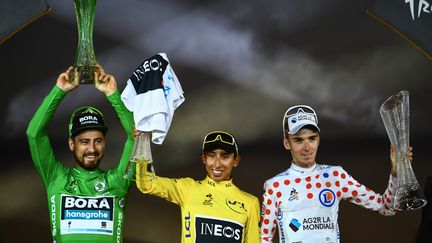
1 1 431 242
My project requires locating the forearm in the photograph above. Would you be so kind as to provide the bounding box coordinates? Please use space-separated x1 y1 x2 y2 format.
26 86 66 139
343 173 397 215
135 162 190 205
136 161 156 193
379 175 397 215
107 91 135 175
107 90 134 136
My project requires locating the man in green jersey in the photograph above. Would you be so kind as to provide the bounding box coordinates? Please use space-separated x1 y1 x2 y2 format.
26 65 134 242
136 130 260 242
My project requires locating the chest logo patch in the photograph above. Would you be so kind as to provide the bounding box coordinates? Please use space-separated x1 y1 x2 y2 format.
60 195 114 235
203 193 214 206
319 189 336 207
289 218 301 232
94 179 106 192
195 215 244 242
289 188 299 201
226 199 247 214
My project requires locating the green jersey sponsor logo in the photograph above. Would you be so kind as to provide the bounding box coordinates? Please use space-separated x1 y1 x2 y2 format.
60 195 115 235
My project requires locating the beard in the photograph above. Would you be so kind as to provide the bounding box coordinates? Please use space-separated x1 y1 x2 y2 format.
74 151 104 170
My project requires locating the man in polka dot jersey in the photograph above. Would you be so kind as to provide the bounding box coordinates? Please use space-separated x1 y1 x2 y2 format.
260 105 413 243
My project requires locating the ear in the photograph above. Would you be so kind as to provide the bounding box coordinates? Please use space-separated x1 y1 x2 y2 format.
233 155 241 167
283 137 291 151
68 138 75 151
201 152 206 165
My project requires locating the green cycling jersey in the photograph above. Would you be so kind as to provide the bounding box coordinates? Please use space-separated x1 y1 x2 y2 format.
26 86 134 243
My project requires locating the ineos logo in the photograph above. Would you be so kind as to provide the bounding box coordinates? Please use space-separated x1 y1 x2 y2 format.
143 58 163 72
196 216 243 242
200 223 241 240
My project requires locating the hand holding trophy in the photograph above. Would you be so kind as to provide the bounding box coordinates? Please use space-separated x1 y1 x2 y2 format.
123 131 153 181
380 90 427 210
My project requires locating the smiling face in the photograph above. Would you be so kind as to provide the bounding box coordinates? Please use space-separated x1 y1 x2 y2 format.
201 148 240 182
68 130 106 170
284 127 320 168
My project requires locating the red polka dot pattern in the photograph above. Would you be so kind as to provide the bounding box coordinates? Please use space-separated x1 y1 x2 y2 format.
260 166 396 240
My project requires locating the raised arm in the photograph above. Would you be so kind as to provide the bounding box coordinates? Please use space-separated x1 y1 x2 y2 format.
26 67 79 186
95 65 135 179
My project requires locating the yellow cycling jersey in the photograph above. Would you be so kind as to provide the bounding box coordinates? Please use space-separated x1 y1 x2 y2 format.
136 162 260 243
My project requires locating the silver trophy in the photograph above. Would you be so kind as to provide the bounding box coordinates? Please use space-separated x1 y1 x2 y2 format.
380 90 427 210
123 132 153 180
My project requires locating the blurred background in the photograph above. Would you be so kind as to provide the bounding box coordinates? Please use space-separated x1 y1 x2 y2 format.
1 0 431 242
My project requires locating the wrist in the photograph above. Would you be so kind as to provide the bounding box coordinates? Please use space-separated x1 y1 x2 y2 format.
106 89 119 98
105 89 117 97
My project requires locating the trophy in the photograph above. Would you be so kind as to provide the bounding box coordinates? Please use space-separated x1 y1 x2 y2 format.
124 132 153 180
380 90 427 210
72 0 98 84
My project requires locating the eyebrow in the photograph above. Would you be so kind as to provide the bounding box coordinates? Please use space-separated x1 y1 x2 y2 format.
291 134 319 141
78 137 104 142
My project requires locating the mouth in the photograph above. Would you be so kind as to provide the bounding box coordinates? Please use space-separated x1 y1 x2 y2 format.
84 154 98 161
212 169 223 176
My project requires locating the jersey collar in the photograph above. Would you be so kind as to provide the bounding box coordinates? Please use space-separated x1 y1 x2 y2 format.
72 166 103 178
289 162 317 175
203 176 234 188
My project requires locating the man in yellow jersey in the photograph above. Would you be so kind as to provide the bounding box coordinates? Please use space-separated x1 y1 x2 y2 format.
136 130 260 242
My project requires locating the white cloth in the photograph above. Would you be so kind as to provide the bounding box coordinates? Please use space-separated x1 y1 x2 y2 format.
121 53 184 144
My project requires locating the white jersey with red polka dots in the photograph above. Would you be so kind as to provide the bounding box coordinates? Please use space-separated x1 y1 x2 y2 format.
260 163 396 243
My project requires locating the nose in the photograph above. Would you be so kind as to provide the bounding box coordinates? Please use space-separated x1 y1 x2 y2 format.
214 156 222 167
303 141 311 150
87 142 96 152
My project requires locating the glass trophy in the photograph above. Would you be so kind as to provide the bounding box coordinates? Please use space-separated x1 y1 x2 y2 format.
380 90 427 210
124 132 153 181
73 0 98 84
